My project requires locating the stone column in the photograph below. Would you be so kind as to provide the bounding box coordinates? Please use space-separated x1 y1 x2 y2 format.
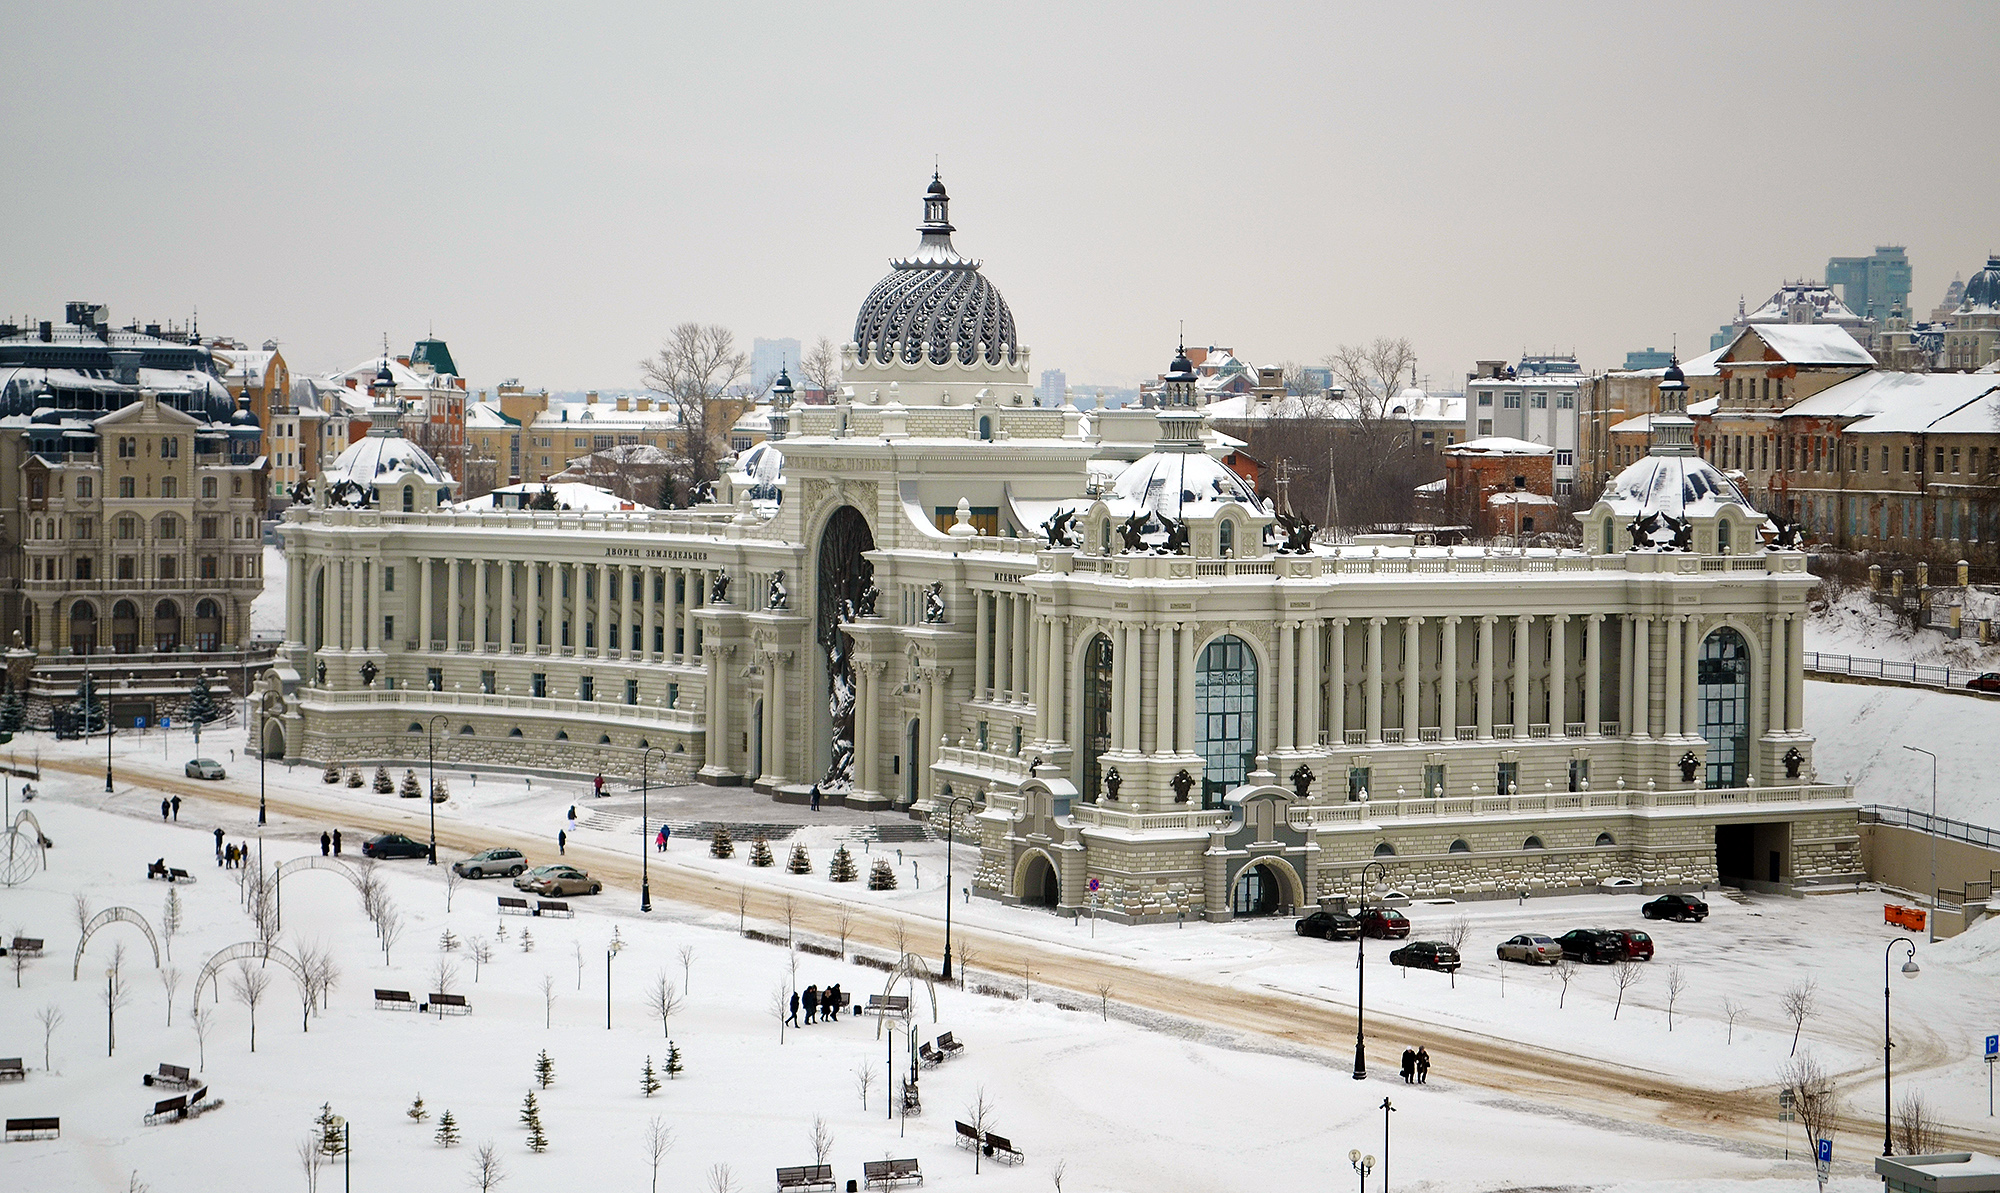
1585 614 1603 735
1681 616 1700 737
415 556 431 649
1633 615 1652 738
993 594 1012 703
1013 594 1030 704
854 660 874 795
446 558 460 652
595 563 610 658
502 559 516 650
1300 618 1321 748
1512 614 1531 738
1178 621 1198 754
1364 616 1384 744
288 548 309 650
1402 616 1423 737
1108 623 1126 753
1140 624 1160 754
1663 614 1683 740
1767 615 1786 737
705 645 730 777
1123 623 1143 753
1618 614 1635 736
928 667 950 802
640 567 655 661
974 589 990 701
1786 613 1805 733
1439 616 1459 735
1276 621 1296 752
1476 615 1495 739
683 570 699 664
1328 619 1346 742
472 561 489 652
1550 614 1568 733
1051 618 1070 746
1157 621 1177 754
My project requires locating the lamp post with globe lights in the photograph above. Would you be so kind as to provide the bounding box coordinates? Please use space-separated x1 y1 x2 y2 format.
1884 937 1920 1156
426 714 448 864
938 788 975 981
1354 860 1388 1079
641 746 665 913
1348 1149 1375 1193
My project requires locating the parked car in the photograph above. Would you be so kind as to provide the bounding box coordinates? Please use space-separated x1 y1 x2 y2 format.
1967 672 2000 693
1642 893 1709 922
1495 933 1564 965
453 848 527 879
1604 928 1655 961
184 758 225 780
520 864 602 898
514 864 574 892
361 833 430 860
1555 928 1625 964
1388 940 1461 972
1359 908 1411 939
1296 908 1362 941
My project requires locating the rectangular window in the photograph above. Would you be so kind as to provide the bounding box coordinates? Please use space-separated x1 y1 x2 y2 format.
1496 761 1519 795
1569 759 1590 792
1557 392 1573 409
654 626 665 653
1347 766 1371 801
531 673 547 698
1531 392 1547 409
1936 447 1946 474
1477 391 1492 407
631 624 642 651
159 556 176 580
1477 419 1493 436
117 556 134 580
667 682 679 708
1555 478 1572 496
579 676 595 701
625 679 639 705
1904 445 1912 472
1422 764 1446 798
976 721 989 750
1555 449 1573 466
1862 446 1870 471
74 557 92 580
119 476 135 498
384 566 395 592
1951 447 1961 473
1503 392 1521 409
381 614 393 641
427 667 442 691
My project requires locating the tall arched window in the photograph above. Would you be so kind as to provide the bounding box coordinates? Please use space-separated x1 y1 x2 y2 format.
977 416 992 442
194 598 222 651
1717 518 1732 553
1698 627 1750 787
153 600 181 652
1081 634 1114 802
111 600 138 654
1196 635 1258 807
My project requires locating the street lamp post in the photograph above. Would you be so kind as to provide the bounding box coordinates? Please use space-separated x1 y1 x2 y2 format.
606 934 625 1029
641 746 666 913
1355 860 1388 1079
427 714 448 865
258 715 271 826
1348 1148 1375 1193
1381 1097 1396 1193
1904 744 1936 940
938 790 974 982
1883 936 1921 1155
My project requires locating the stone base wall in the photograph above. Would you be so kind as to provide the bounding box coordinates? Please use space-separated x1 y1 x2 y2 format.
293 723 704 784
1790 810 1863 880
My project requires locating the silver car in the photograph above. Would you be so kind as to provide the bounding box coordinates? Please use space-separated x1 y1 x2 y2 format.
184 759 225 780
453 848 527 879
1496 933 1564 964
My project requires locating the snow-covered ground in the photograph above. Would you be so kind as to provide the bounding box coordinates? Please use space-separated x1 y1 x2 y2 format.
1809 588 2000 671
4 732 2000 1192
1803 679 2000 826
250 544 284 639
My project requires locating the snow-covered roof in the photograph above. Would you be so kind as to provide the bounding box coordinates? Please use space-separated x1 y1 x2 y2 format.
459 482 643 512
1831 375 2000 436
531 400 681 431
1600 453 1757 520
1726 324 1874 367
1781 369 1990 423
1488 491 1558 507
1446 436 1552 456
1744 283 1863 325
323 433 452 491
1107 450 1260 520
214 347 276 384
466 402 520 428
1607 346 1726 381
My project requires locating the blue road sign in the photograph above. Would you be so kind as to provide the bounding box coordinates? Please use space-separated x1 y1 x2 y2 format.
134 717 146 729
1817 1139 1832 1164
161 716 171 729
1987 1034 1997 1058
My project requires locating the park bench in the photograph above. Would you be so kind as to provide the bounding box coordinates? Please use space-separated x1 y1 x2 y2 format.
145 863 195 884
863 994 911 1018
774 1164 835 1191
0 1059 24 1082
498 896 532 915
428 993 471 1016
4 1117 59 1141
936 1031 964 1059
954 1121 980 1150
144 1095 187 1125
983 1133 1023 1165
535 900 572 918
919 1042 942 1068
144 1063 193 1089
374 989 418 1011
861 1158 922 1188
6 937 43 957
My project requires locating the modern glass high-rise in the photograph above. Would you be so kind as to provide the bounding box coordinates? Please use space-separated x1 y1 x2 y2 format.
1825 246 1912 320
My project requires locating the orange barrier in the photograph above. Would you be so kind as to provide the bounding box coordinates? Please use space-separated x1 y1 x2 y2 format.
1885 904 1927 931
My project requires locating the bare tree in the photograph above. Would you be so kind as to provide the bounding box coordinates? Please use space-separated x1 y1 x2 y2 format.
540 974 556 1029
1895 1090 1943 1155
644 1117 675 1193
1552 960 1576 1009
808 1115 834 1167
798 335 842 404
639 322 752 500
469 1141 507 1191
1051 1158 1068 1192
1664 964 1687 1032
161 888 183 961
1722 997 1746 1045
101 942 131 1056
706 1162 738 1193
648 972 683 1039
1096 980 1113 1021
574 940 586 991
298 1134 327 1193
1781 1051 1837 1186
380 906 404 966
782 896 798 948
834 908 853 958
956 940 977 989
1443 915 1471 952
678 944 695 994
471 938 494 983
771 982 789 1044
1781 978 1819 1055
73 892 92 939
737 886 748 932
291 942 325 1032
892 919 909 960
853 1060 876 1111
1610 960 1644 1020
1277 361 1322 401
311 947 342 1013
357 867 385 929
35 1003 62 1070
10 927 29 988
433 958 461 998
445 866 464 913
189 1002 211 1071
964 1087 998 1174
159 966 182 1027
229 960 271 1052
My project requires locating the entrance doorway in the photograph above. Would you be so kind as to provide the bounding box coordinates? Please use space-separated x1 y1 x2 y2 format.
1231 862 1282 916
1715 821 1791 889
750 699 764 782
1020 853 1060 908
905 719 921 806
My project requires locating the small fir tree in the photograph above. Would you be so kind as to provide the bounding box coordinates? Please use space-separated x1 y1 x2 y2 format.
407 1093 430 1123
322 759 342 784
520 1090 548 1152
641 1056 662 1097
534 1049 555 1088
315 1103 346 1158
496 921 509 941
829 845 858 883
399 769 422 798
373 765 394 793
440 928 461 952
520 929 535 953
868 858 898 890
0 685 26 733
434 1109 460 1147
665 1041 684 1079
749 836 774 867
709 826 735 859
431 777 449 803
787 843 812 874
72 675 105 735
346 769 364 788
184 674 220 725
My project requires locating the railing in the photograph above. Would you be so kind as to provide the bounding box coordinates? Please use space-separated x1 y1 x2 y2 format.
1381 728 1404 744
1492 725 1515 740
1804 651 1994 692
1456 726 1477 741
1344 730 1365 745
1859 804 2000 850
1418 727 1441 743
298 687 703 730
1528 723 1552 738
1068 804 1231 833
1286 782 1854 828
1564 722 1587 737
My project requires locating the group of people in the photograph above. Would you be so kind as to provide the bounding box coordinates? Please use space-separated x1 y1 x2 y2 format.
213 828 251 870
319 830 344 857
1399 1046 1432 1084
158 795 182 821
785 983 845 1027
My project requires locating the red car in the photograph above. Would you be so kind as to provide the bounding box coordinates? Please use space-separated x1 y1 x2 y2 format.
1359 908 1411 939
1968 673 2000 693
1604 928 1654 961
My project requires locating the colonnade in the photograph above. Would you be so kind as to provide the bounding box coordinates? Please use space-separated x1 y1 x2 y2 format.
393 557 714 665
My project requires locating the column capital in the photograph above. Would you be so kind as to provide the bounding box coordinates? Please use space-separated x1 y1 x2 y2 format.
1404 614 1424 626
1368 615 1386 627
1588 612 1605 624
1442 614 1461 626
1480 613 1498 625
1551 612 1570 624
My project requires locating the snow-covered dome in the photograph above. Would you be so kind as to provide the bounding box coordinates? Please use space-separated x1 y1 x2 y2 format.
1109 450 1258 519
1601 453 1753 519
737 440 784 502
321 433 451 497
1961 254 2000 313
852 173 1018 368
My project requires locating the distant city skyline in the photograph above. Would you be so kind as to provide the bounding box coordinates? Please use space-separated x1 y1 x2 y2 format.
5 5 1996 393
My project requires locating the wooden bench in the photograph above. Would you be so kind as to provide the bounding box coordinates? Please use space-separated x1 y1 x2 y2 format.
863 994 911 1018
428 993 470 1016
374 989 417 1010
146 864 196 884
954 1120 980 1150
918 1042 942 1068
144 1063 193 1089
936 1031 964 1059
861 1158 922 1188
498 896 533 915
144 1095 188 1125
7 937 43 957
4 1117 59 1141
983 1133 1023 1165
0 1059 24 1082
535 900 572 918
774 1163 835 1191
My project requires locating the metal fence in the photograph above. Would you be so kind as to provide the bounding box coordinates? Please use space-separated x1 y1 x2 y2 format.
1860 803 2000 850
1804 651 1996 692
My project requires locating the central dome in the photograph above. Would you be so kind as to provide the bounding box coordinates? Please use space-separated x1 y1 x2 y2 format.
852 174 1019 368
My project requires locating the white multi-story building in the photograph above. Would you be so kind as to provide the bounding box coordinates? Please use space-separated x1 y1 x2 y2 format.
268 177 1857 921
1465 362 1582 496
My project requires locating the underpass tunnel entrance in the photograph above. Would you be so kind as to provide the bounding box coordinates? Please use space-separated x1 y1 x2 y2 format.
1715 821 1792 889
1018 851 1060 908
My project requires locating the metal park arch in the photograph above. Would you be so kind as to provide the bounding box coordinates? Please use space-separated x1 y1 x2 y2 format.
1 809 51 886
272 854 365 931
873 952 942 1038
191 941 307 1014
72 906 162 978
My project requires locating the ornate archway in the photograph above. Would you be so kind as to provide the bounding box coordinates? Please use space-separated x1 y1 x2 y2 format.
272 854 364 931
815 505 875 787
1 809 50 887
1228 857 1304 916
872 952 942 1038
72 906 162 978
1013 847 1062 909
191 941 307 1013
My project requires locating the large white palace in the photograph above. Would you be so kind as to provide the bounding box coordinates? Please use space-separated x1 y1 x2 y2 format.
271 177 1860 921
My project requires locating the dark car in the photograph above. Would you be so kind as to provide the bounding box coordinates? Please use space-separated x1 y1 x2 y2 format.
1968 672 2000 693
1604 928 1655 961
1556 928 1624 964
362 833 430 860
1296 909 1362 941
1388 941 1461 972
1359 908 1411 940
1642 893 1709 922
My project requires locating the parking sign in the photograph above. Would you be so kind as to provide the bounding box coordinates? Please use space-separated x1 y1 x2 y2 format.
135 717 146 729
1817 1139 1832 1164
1987 1034 1997 1058
161 716 171 729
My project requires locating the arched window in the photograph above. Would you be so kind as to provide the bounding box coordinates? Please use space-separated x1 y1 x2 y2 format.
118 515 137 540
408 723 424 733
193 598 222 651
977 416 992 442
1448 839 1471 853
1218 520 1235 557
1195 635 1258 808
1602 517 1614 550
598 733 611 744
509 728 524 737
459 725 475 735
1595 832 1616 846
1373 842 1396 857
153 600 181 652
1523 835 1546 850
111 600 138 654
68 601 98 656
402 485 414 512
1099 519 1111 555
1698 627 1751 787
555 730 569 741
1081 634 1114 802
1717 518 1732 553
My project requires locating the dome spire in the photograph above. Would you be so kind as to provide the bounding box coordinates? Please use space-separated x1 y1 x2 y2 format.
898 171 974 268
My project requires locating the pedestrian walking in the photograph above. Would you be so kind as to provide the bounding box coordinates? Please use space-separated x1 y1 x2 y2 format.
170 795 181 821
655 825 669 853
803 985 819 1024
320 831 331 857
1416 1046 1430 1084
786 992 801 1027
332 829 342 856
809 783 821 812
1400 1048 1416 1084
594 773 605 798
160 797 171 820
824 983 840 1021
223 843 235 869
558 829 567 856
214 827 225 865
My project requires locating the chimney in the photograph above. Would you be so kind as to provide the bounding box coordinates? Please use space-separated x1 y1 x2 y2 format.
616 396 629 412
38 321 52 342
585 390 598 405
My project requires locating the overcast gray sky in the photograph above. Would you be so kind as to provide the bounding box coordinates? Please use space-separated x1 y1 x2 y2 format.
6 3 1998 392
